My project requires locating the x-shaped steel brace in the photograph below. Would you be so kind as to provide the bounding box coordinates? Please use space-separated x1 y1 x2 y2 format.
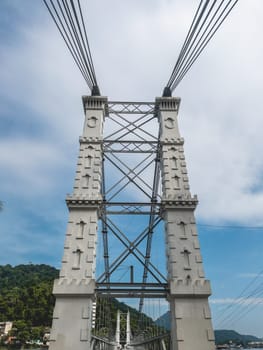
105 112 157 142
97 216 166 284
105 154 155 201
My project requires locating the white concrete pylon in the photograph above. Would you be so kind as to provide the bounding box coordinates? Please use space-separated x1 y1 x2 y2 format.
158 96 215 350
47 95 215 350
48 96 107 350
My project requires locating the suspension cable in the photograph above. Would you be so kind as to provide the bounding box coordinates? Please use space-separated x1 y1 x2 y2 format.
43 0 100 95
163 0 240 96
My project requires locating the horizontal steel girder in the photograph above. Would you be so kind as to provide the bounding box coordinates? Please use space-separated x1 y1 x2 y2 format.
96 283 168 298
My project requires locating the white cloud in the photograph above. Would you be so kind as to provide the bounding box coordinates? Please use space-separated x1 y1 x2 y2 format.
0 19 85 142
175 1 263 224
0 138 67 197
1 0 263 272
1 0 263 335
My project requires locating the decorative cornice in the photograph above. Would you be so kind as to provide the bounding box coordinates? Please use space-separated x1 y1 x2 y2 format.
82 95 108 112
53 278 96 296
79 136 103 144
66 194 102 208
161 137 184 145
162 194 198 209
169 279 212 297
155 97 181 112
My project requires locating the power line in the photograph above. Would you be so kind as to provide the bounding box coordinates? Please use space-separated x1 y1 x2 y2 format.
163 0 240 96
215 282 263 328
214 269 263 327
43 0 99 95
198 224 263 230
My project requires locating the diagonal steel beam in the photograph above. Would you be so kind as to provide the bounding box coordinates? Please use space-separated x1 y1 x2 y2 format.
106 217 165 281
112 113 158 142
97 217 166 283
105 112 158 142
108 101 155 114
106 113 151 142
104 154 152 201
113 111 158 141
105 111 153 141
108 152 155 199
139 142 162 312
105 152 153 197
97 218 161 282
100 218 163 284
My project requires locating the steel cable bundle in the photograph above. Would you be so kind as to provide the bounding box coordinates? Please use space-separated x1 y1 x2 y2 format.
163 0 239 96
43 0 99 94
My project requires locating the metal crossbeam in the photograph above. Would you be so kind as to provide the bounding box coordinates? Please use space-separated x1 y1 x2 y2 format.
107 101 155 114
104 140 158 153
96 282 168 298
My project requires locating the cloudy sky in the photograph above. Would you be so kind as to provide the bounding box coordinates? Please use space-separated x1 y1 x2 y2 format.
1 0 263 337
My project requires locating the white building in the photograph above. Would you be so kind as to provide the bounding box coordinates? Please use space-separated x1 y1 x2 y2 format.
0 321 13 336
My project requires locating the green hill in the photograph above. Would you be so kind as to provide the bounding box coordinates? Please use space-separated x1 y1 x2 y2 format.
215 329 261 345
0 264 159 341
0 264 58 326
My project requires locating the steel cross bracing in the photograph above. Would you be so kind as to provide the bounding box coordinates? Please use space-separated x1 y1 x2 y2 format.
97 101 168 306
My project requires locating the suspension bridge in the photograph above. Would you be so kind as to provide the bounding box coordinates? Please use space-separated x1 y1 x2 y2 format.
41 1 240 349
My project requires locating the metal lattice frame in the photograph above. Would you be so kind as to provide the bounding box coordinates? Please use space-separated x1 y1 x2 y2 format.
96 101 168 307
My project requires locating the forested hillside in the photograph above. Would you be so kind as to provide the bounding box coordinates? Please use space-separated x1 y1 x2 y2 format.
215 329 261 345
0 264 158 342
0 264 58 326
2 264 261 346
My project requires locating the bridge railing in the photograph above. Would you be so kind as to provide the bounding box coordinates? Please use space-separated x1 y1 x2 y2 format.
91 334 117 350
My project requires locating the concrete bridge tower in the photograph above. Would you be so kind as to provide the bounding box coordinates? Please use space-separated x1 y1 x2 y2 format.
158 96 215 350
48 95 215 350
49 96 107 350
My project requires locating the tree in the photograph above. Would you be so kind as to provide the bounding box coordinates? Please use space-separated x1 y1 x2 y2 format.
11 320 31 343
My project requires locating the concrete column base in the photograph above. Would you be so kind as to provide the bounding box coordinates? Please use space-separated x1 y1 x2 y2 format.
169 297 215 350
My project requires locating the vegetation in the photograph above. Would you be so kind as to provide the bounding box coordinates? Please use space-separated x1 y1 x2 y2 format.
1 264 262 347
0 264 58 344
0 264 164 344
0 264 58 326
94 297 161 338
214 329 261 346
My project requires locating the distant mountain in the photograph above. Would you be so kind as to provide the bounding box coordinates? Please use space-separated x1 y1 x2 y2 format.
155 310 170 330
155 311 262 345
214 329 261 345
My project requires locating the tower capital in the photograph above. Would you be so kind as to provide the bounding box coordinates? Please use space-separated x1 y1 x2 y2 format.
82 95 108 112
155 96 181 113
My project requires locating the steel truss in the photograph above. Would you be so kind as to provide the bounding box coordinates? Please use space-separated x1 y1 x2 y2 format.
97 101 166 308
